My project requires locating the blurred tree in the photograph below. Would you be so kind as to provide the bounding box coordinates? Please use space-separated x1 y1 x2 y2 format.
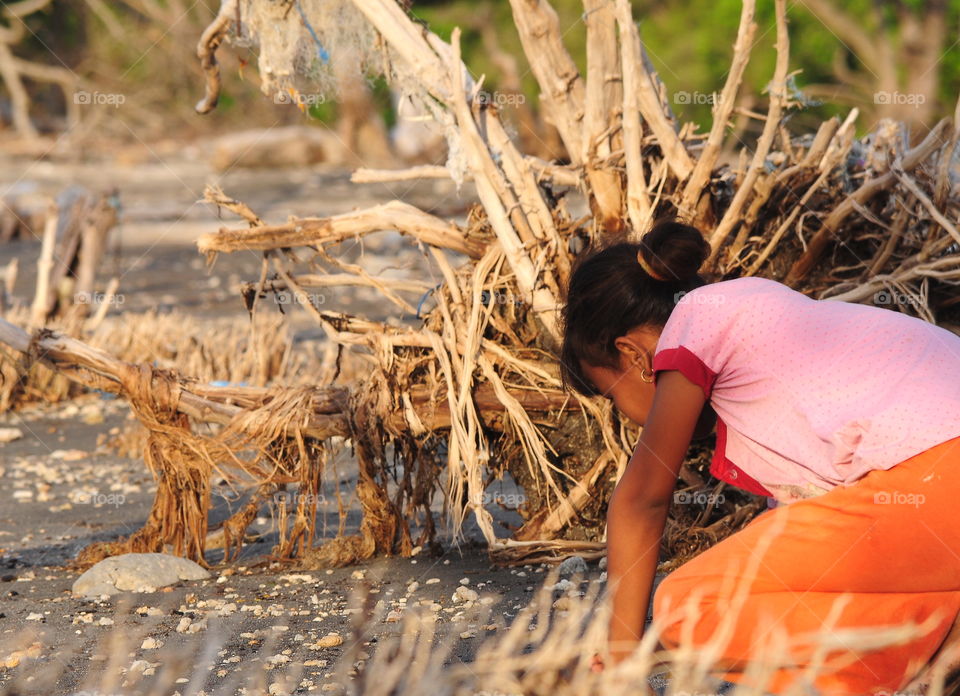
789 0 957 135
2 0 957 147
414 0 959 144
0 0 78 139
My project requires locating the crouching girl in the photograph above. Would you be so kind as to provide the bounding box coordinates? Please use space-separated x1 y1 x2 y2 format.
562 221 960 694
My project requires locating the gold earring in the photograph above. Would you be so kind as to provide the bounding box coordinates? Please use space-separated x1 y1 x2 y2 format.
640 368 654 383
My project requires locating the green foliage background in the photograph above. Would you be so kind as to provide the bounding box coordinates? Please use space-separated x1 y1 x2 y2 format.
414 0 960 136
5 0 958 137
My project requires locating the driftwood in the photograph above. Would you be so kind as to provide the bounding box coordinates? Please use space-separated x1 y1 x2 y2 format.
173 0 960 570
0 315 592 566
25 190 119 327
4 0 959 570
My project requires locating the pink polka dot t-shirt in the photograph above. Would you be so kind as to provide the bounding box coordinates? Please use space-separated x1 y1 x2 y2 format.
651 277 960 504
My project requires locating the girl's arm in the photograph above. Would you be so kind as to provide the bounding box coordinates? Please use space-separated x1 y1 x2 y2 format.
605 369 707 664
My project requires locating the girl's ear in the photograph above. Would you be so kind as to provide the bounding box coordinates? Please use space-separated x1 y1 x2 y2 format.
613 335 645 367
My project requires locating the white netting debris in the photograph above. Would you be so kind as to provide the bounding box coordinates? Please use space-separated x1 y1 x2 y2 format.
226 0 468 185
229 0 376 100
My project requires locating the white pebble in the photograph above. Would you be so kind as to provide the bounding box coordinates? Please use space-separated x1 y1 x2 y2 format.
452 586 478 603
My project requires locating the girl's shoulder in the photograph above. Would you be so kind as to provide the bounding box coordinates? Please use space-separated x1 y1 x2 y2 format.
689 276 796 296
662 277 810 354
677 276 805 310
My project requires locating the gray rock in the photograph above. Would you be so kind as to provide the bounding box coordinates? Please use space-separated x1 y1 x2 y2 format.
557 555 588 577
72 553 210 597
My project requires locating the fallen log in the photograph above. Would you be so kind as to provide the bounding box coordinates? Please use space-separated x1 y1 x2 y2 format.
0 318 575 437
0 315 589 567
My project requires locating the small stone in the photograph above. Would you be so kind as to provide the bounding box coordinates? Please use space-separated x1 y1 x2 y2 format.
0 428 23 444
129 659 156 674
552 597 572 611
280 574 314 583
452 586 478 603
51 449 87 461
2 642 41 668
315 633 342 648
557 555 588 577
598 556 608 571
141 637 163 650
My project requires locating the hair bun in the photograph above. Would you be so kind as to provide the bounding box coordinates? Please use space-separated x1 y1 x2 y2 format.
638 220 710 282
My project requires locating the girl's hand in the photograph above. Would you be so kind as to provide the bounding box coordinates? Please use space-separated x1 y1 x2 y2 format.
591 653 657 695
590 653 605 673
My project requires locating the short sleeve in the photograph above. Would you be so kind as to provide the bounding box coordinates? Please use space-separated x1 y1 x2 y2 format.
651 285 741 399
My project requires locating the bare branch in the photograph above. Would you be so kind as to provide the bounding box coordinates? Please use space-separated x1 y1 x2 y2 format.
708 0 790 268
197 201 486 259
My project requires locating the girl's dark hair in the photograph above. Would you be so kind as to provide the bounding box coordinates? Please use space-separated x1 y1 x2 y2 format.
560 220 711 396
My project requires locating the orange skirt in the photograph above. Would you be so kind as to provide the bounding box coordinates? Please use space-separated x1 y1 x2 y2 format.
653 435 960 695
